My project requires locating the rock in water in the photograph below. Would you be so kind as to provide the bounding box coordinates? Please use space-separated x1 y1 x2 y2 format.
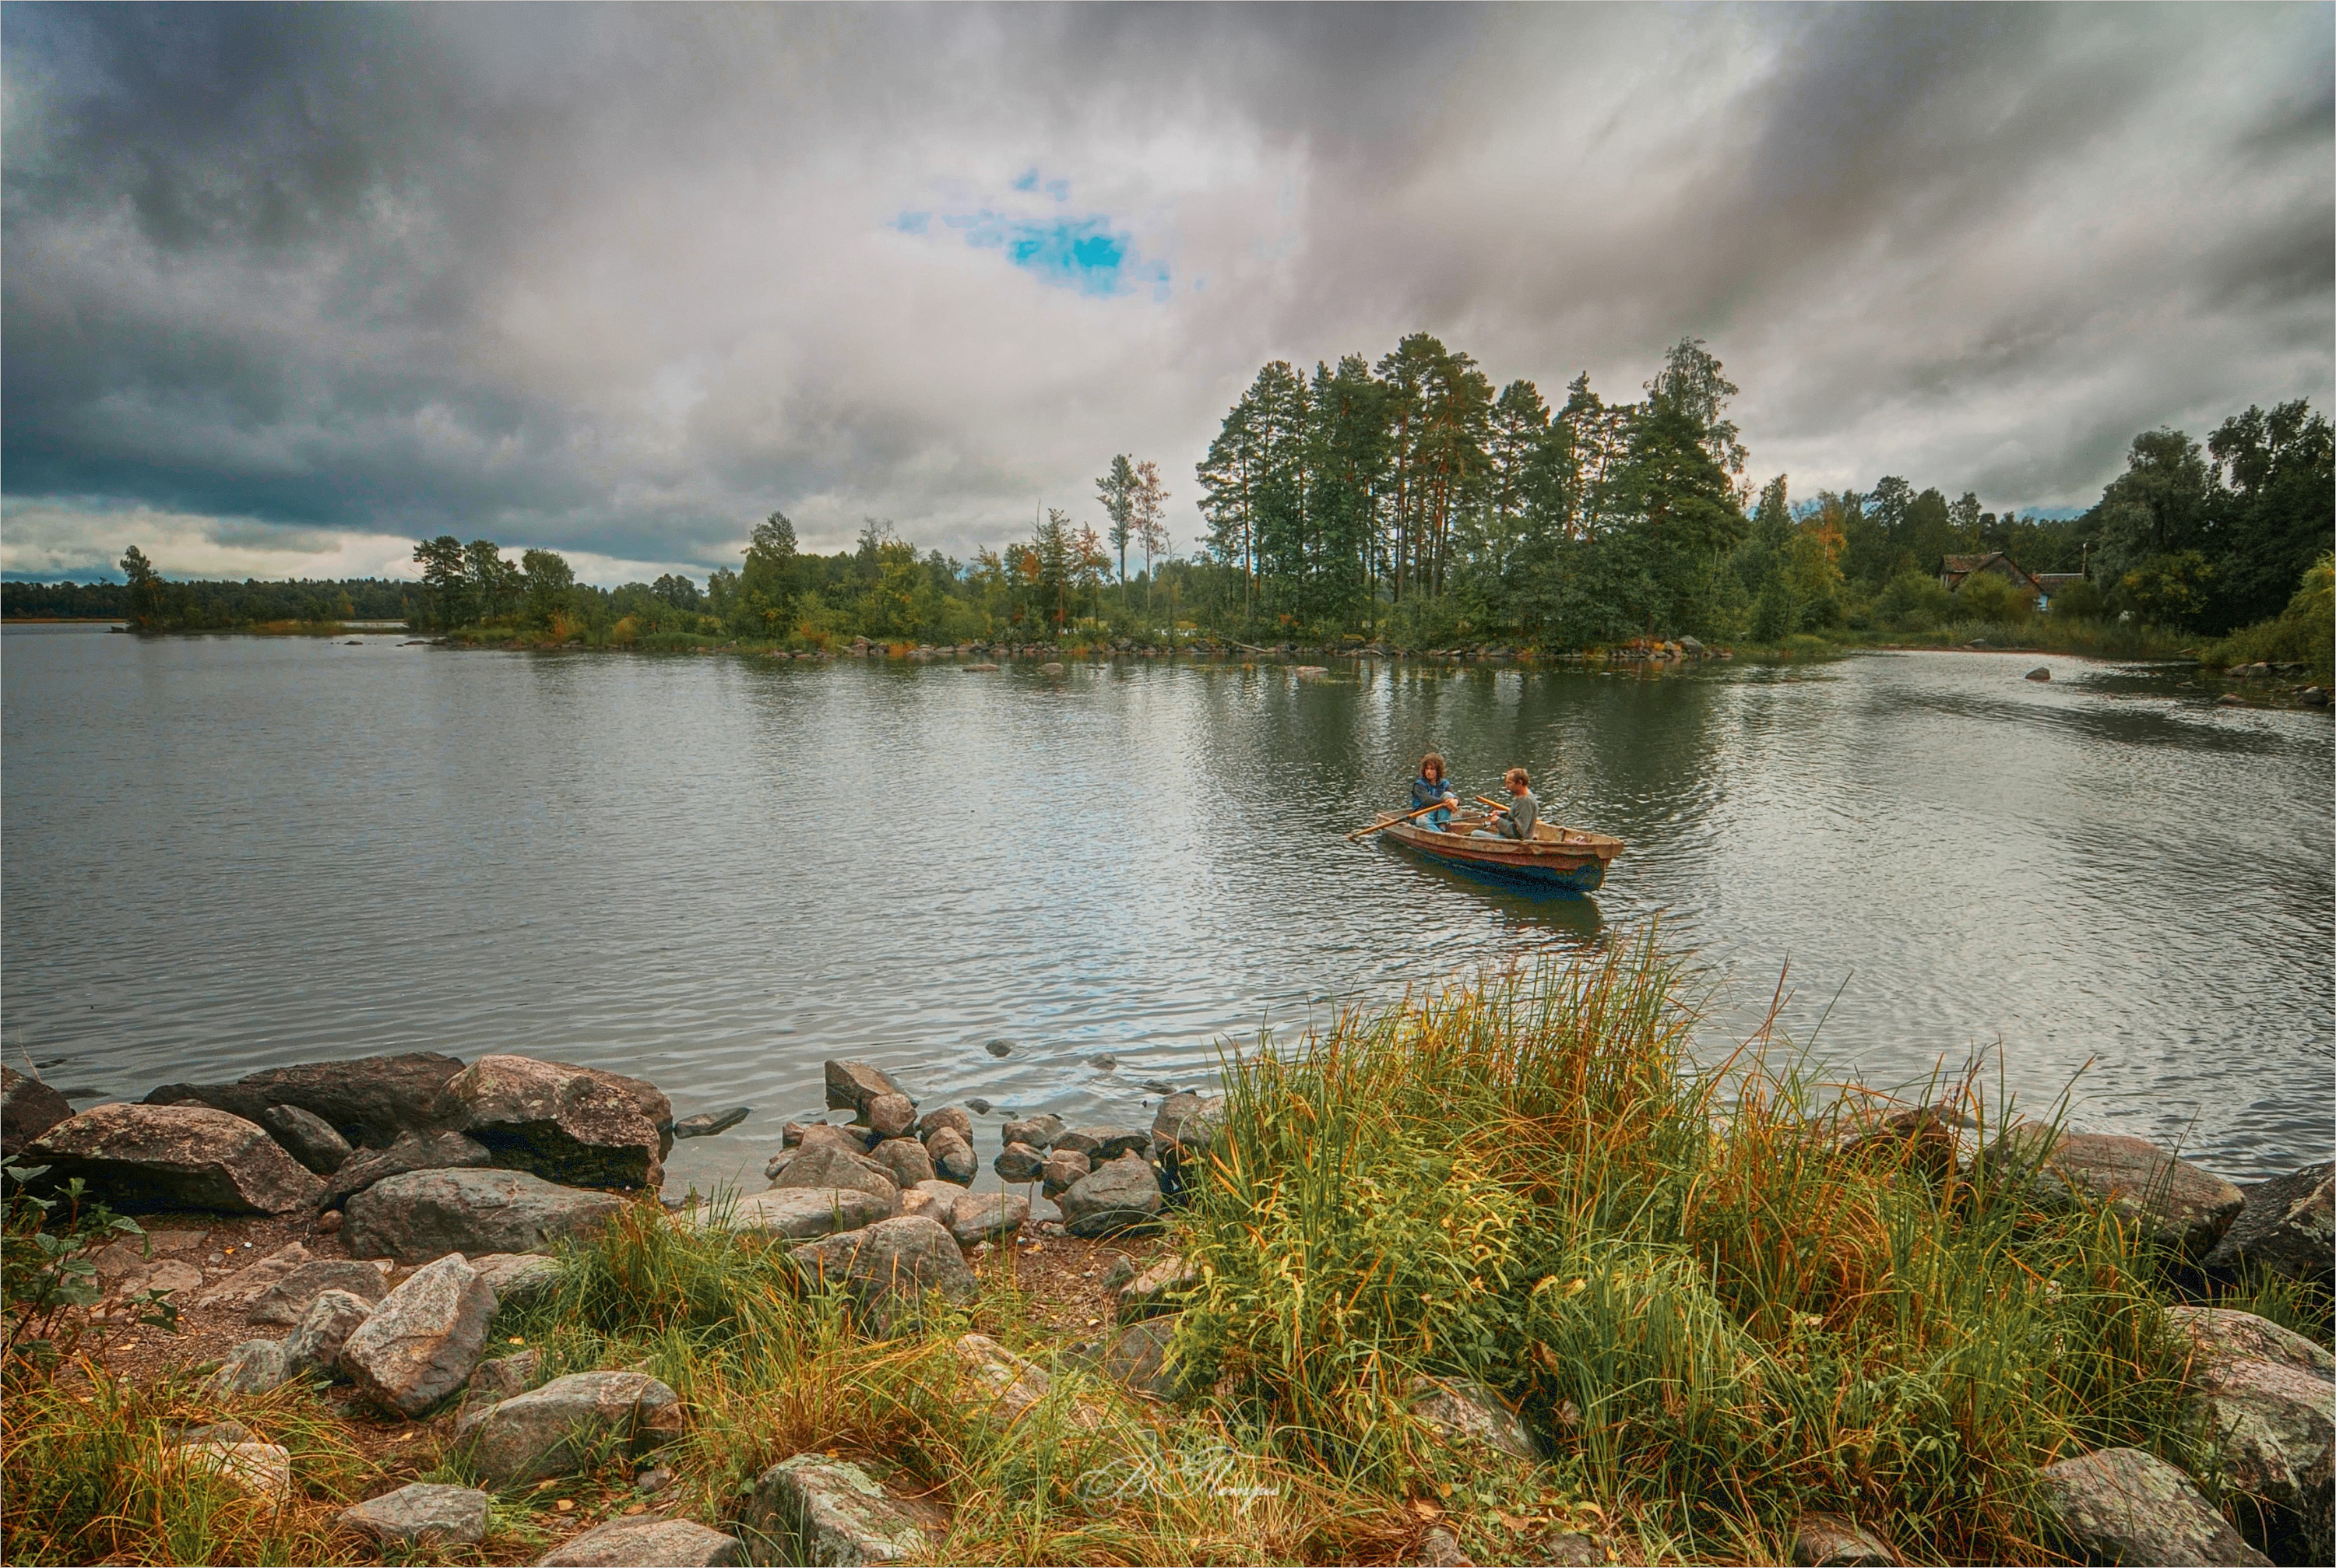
284 1289 377 1377
339 1253 497 1417
1040 1149 1091 1197
446 1055 670 1189
343 1168 627 1264
144 1051 467 1148
250 1258 389 1325
2027 666 2052 682
925 1127 977 1185
455 1369 683 1486
1 1065 74 1155
537 1517 742 1566
1000 1113 1064 1150
917 1106 973 1144
769 1143 902 1208
695 1187 894 1240
2039 1447 2270 1566
1407 1376 1540 1461
994 1142 1045 1183
26 1104 324 1214
947 1192 1028 1246
1992 1127 2244 1256
738 1454 942 1566
259 1103 353 1174
2205 1163 2335 1284
789 1215 976 1310
670 1107 751 1139
322 1130 494 1208
1150 1092 1223 1153
1057 1152 1163 1237
866 1093 917 1140
825 1060 909 1118
867 1137 936 1188
338 1482 491 1546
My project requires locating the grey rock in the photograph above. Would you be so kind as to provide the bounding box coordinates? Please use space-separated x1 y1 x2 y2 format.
467 1348 542 1403
322 1130 494 1208
145 1051 468 1148
825 1060 909 1117
964 1098 992 1116
537 1516 741 1566
670 1107 751 1140
900 1179 962 1225
1149 1092 1224 1153
339 1482 491 1546
798 1123 874 1155
2206 1163 2335 1284
866 1093 917 1141
2039 1447 2270 1566
951 1333 1054 1426
916 1106 973 1144
2170 1309 2335 1564
456 1369 683 1486
994 1142 1046 1183
1103 1313 1197 1402
448 1054 670 1189
1832 1104 1986 1181
470 1251 565 1305
1993 1127 2245 1256
700 1187 895 1239
1000 1113 1064 1150
0 1065 73 1155
181 1440 293 1505
926 1127 976 1186
339 1253 498 1417
174 1420 254 1446
192 1240 313 1311
1116 1257 1199 1323
26 1104 324 1215
344 1168 627 1264
947 1191 1029 1246
738 1454 944 1566
1408 1376 1539 1461
983 1039 1013 1057
202 1338 291 1396
781 1121 809 1148
283 1288 376 1377
2027 666 2052 682
789 1215 976 1309
868 1137 936 1189
248 1258 389 1325
1057 1151 1163 1237
260 1103 354 1174
1040 1149 1091 1197
113 1257 205 1299
2169 1306 2336 1380
771 1143 901 1207
1791 1514 1894 1566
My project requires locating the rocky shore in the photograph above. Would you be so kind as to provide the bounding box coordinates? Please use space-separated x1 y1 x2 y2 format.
2 1052 2328 1567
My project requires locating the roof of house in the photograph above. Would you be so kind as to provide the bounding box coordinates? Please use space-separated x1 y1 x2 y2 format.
1942 550 2042 589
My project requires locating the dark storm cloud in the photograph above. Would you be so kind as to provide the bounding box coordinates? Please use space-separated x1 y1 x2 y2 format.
3 2 2328 582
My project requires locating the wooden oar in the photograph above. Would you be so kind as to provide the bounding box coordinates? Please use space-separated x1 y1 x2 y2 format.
1346 798 1453 841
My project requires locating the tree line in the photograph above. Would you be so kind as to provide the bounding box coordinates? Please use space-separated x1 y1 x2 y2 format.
1 549 414 628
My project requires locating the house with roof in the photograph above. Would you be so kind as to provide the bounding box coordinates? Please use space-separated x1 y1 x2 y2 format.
1940 551 2091 610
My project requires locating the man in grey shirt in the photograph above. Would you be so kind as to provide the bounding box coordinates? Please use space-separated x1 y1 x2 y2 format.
1475 767 1539 840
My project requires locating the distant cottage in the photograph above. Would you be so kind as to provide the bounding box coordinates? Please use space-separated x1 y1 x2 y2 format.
1940 550 2088 610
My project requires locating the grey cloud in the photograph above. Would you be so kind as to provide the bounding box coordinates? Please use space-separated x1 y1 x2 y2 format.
3 2 2328 582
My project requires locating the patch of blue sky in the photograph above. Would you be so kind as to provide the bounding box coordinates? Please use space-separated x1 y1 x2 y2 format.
1010 167 1071 202
890 210 931 236
923 206 1161 299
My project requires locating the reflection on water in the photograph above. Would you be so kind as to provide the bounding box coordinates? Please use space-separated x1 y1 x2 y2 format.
3 625 2329 1195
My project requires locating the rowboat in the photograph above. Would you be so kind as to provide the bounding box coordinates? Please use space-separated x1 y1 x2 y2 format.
1381 814 1623 893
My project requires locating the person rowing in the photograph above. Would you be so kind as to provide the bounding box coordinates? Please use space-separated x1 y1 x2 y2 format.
1409 752 1459 831
1472 766 1539 841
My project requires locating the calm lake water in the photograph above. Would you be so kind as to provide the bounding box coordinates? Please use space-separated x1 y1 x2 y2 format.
3 624 2330 1197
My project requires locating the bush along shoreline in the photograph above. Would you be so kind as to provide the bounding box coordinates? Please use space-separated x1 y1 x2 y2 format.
2 939 2330 1566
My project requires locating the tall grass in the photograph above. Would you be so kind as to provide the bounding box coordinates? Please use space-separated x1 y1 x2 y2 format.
1175 933 2200 1562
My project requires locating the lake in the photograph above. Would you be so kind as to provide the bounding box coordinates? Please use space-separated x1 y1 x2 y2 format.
3 624 2329 1198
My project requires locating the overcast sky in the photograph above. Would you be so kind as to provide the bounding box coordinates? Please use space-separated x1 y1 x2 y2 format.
4 2 2329 585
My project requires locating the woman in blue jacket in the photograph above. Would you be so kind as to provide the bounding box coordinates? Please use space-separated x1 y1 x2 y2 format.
1410 753 1458 831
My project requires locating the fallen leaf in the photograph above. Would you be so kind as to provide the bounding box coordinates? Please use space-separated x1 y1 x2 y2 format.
1410 1499 1444 1521
555 1498 574 1513
1494 1510 1534 1531
623 1503 647 1517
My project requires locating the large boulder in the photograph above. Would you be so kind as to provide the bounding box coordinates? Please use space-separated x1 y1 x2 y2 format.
193 1241 312 1312
338 1253 498 1416
1053 1127 1152 1162
2206 1164 2335 1284
770 1143 900 1208
202 1338 290 1397
738 1454 943 1566
994 1143 1046 1183
1103 1313 1197 1402
1040 1148 1091 1197
145 1051 467 1149
916 1106 973 1144
250 1258 389 1325
537 1516 741 1566
866 1094 917 1141
1057 1152 1163 1237
825 1060 909 1118
2168 1308 2335 1564
26 1104 323 1214
455 1369 682 1486
259 1103 353 1175
470 1252 565 1306
322 1130 494 1208
1408 1376 1540 1461
1993 1127 2244 1256
339 1482 491 1547
446 1055 670 1189
868 1137 935 1188
947 1192 1029 1246
344 1168 627 1264
924 1127 977 1186
789 1215 976 1310
1150 1092 1223 1154
695 1187 894 1240
284 1289 377 1378
2038 1447 2270 1566
999 1113 1064 1151
0 1066 73 1155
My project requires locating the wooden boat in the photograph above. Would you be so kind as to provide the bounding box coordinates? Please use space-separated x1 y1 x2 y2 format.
1381 814 1624 893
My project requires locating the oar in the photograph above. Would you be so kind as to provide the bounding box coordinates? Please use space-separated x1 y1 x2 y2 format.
1346 798 1452 841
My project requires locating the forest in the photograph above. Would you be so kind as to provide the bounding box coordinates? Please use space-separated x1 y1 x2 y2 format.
9 337 2328 669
